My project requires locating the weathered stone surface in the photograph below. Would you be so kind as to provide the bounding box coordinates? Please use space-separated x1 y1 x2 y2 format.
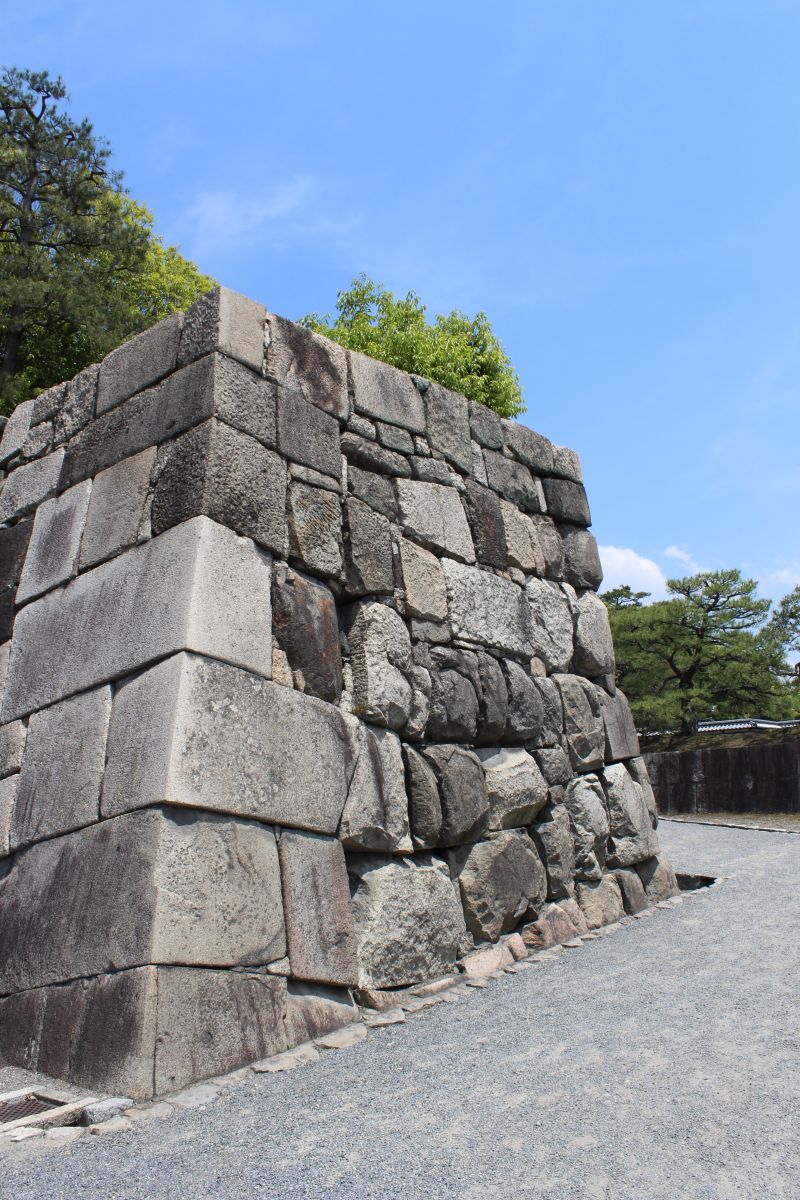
499 501 539 573
399 537 448 621
179 286 266 374
460 942 514 977
0 397 35 465
374 420 412 453
348 855 466 988
16 480 92 603
97 314 183 415
403 745 442 849
525 578 574 673
562 774 609 881
3 516 272 721
527 514 564 579
152 418 286 556
284 982 359 1046
535 746 572 786
475 652 508 744
628 756 658 827
102 653 356 834
0 517 33 640
600 688 640 762
348 349 426 432
272 564 342 703
12 686 111 850
542 478 591 526
531 803 575 898
396 479 475 563
561 527 603 591
636 851 679 902
503 660 546 743
477 747 548 830
348 415 376 440
427 664 479 741
483 449 544 512
520 901 581 950
0 808 286 994
344 496 394 596
0 772 15 855
339 725 411 852
575 875 624 930
602 762 658 867
278 831 358 986
531 676 565 747
557 895 589 934
502 422 554 474
54 362 97 442
79 448 154 569
0 719 25 779
552 445 583 482
347 463 398 519
553 674 605 773
573 591 615 678
341 432 411 478
463 480 507 568
290 463 341 493
348 600 412 729
207 353 278 448
468 402 503 449
613 867 649 915
32 383 65 426
421 745 488 846
265 313 349 420
455 831 546 942
425 383 472 472
0 448 65 523
277 387 341 478
287 481 343 578
442 559 534 656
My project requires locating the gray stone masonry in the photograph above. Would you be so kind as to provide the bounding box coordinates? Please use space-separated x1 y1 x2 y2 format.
0 286 676 1098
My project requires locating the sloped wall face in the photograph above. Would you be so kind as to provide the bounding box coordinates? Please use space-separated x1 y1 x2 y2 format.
0 288 677 1097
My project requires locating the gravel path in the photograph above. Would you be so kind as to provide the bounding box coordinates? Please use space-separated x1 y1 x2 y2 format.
3 821 799 1200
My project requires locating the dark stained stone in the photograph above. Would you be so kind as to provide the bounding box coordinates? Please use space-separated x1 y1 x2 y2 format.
427 667 479 742
403 744 442 849
462 479 508 568
0 517 33 640
344 496 394 597
468 402 504 449
542 478 591 526
475 652 508 744
421 745 488 847
529 515 565 579
503 660 545 743
376 421 415 454
636 852 679 902
265 313 349 420
341 432 412 478
277 387 341 478
531 802 575 899
502 421 555 474
600 688 640 762
347 463 398 520
483 449 544 512
287 482 343 579
410 456 451 485
425 383 472 473
613 866 649 914
535 746 573 786
272 564 343 703
561 526 603 591
532 676 565 747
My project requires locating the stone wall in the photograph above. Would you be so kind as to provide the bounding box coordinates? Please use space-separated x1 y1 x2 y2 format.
0 288 677 1098
644 736 800 815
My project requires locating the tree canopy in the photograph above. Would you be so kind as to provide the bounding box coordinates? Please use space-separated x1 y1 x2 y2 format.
604 571 800 734
0 67 213 412
302 274 524 418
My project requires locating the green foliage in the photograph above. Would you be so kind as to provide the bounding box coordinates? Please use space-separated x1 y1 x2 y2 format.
302 274 524 419
0 67 214 412
603 570 800 734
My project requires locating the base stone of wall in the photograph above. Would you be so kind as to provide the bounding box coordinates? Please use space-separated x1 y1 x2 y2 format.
0 287 678 1097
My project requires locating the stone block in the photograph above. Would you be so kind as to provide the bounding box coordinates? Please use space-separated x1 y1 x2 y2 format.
398 538 447 619
502 422 555 474
55 365 98 443
403 745 442 849
421 745 488 846
575 876 624 930
531 803 575 899
3 517 272 721
0 448 64 522
0 518 33 641
0 398 35 465
503 660 545 743
628 756 658 826
377 420 414 453
347 600 412 729
97 314 183 415
454 831 546 942
602 762 658 867
11 686 110 850
347 463 398 519
562 774 609 881
272 564 343 703
0 772 15 855
0 807 286 995
287 481 343 578
520 901 581 950
477 747 548 830
395 479 475 563
341 432 412 478
528 514 564 579
553 674 605 773
284 982 359 1046
79 447 155 570
265 313 349 420
16 480 92 604
561 527 603 591
278 831 358 986
102 653 358 835
32 383 66 426
152 418 286 556
442 559 534 656
613 867 649 915
0 719 25 779
500 501 540 573
463 481 508 568
532 675 565 747
483 449 544 512
411 455 451 485
348 855 467 988
600 688 640 762
542 478 591 526
552 445 582 482
572 591 615 678
475 652 508 744
179 286 266 374
427 660 479 741
424 383 472 472
277 387 341 478
534 746 573 786
344 496 394 596
525 578 574 673
635 851 679 902
348 349 425 432
339 725 411 852
468 401 504 449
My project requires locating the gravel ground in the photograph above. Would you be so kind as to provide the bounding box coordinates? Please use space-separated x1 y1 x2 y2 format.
2 821 799 1200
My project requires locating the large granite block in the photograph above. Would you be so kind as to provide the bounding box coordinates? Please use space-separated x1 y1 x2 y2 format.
339 725 411 852
79 447 155 569
424 383 472 472
0 398 35 466
97 314 183 415
526 578 574 673
179 286 266 374
278 831 358 986
396 479 475 563
553 674 605 773
277 387 341 478
442 559 534 656
348 349 425 432
0 517 33 640
600 688 640 762
265 313 349 420
0 774 16 856
272 564 343 703
2 516 272 721
572 591 615 678
16 480 92 603
0 448 65 522
287 481 343 578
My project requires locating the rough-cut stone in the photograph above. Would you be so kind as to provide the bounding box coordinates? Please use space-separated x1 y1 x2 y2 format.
102 653 357 835
532 676 565 748
339 725 411 852
499 501 539 573
0 517 33 640
0 397 35 465
552 445 583 482
520 901 581 950
403 745 442 849
427 664 479 741
561 527 603 591
0 773 15 855
602 762 657 867
468 402 503 449
528 514 564 579
377 420 415 454
600 688 640 762
278 831 358 986
97 314 183 414
348 855 466 988
399 538 447 620
344 496 394 596
284 982 359 1046
425 383 472 472
475 653 508 744
348 349 425 432
16 480 92 604
553 674 605 773
265 313 349 420
477 747 548 830
503 660 545 743
79 448 155 569
347 463 398 519
535 746 573 786
531 803 575 898
628 756 658 827
347 600 412 729
179 286 266 374
502 422 555 475
463 480 507 568
483 449 544 512
395 479 475 563
0 808 286 994
272 564 342 703
455 831 546 942
0 448 64 522
636 852 679 902
460 942 514 977
575 876 625 930
152 418 286 556
542 479 591 526
287 481 343 578
341 432 411 478
421 745 488 846
277 387 341 478
3 516 272 722
12 686 111 850
573 591 615 678
557 895 590 934
562 774 609 881
442 559 534 656
0 719 25 779
525 578 574 673
613 867 649 915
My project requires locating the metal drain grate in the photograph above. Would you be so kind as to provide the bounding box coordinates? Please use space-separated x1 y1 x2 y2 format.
0 1093 65 1124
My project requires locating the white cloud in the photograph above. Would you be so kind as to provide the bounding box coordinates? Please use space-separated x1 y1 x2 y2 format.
663 544 702 572
759 564 800 601
598 546 668 600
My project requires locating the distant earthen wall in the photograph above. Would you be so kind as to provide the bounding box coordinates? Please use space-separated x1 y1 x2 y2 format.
644 739 800 815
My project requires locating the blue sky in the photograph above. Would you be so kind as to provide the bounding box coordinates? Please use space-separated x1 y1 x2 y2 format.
3 1 798 604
